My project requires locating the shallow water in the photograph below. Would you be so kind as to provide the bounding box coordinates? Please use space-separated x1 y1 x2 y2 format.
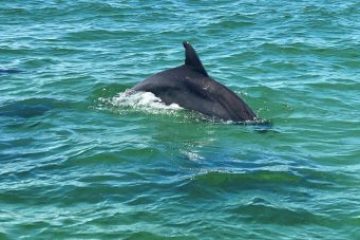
1 1 360 239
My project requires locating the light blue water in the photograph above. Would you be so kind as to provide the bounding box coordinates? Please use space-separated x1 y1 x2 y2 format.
1 1 360 239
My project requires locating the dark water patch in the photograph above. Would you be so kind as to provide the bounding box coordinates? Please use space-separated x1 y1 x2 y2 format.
48 47 88 57
22 58 60 69
307 80 360 92
230 200 334 226
125 231 195 240
191 170 303 188
299 167 358 189
63 1 127 17
259 42 308 55
0 137 37 162
185 164 349 194
0 99 52 118
65 29 130 41
261 59 301 72
208 19 255 31
0 185 58 206
62 150 134 168
55 184 130 205
0 2 118 23
86 210 163 228
78 171 146 190
52 174 184 207
221 51 261 66
0 47 33 56
0 5 30 16
0 69 22 74
0 98 69 119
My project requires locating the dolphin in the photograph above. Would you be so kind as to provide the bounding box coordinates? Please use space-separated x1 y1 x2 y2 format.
131 41 257 122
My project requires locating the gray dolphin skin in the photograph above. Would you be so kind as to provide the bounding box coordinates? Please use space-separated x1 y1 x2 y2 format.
132 41 257 122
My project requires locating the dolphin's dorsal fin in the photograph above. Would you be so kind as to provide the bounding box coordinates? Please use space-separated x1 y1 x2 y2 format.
183 41 208 76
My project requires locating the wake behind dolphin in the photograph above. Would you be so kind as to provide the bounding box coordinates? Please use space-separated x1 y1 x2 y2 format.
131 41 257 122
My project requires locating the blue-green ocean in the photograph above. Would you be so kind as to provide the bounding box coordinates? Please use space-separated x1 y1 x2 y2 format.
1 1 360 239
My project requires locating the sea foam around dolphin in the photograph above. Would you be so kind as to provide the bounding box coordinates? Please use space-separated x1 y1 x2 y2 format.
99 89 183 114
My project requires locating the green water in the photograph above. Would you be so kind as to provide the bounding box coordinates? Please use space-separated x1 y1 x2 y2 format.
1 1 360 239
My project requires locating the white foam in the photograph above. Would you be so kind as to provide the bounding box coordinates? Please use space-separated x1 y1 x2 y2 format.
99 89 182 114
181 150 205 162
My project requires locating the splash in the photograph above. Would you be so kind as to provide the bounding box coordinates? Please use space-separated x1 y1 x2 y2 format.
99 89 182 114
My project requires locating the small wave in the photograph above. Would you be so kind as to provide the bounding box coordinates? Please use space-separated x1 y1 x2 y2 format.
191 169 303 187
231 199 331 226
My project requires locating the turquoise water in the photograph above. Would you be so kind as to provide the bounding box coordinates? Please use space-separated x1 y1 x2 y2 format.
1 1 360 239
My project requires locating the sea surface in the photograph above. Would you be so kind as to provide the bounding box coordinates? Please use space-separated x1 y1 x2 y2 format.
1 1 360 239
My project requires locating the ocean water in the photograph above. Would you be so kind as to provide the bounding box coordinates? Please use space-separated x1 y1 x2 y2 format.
1 0 360 239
